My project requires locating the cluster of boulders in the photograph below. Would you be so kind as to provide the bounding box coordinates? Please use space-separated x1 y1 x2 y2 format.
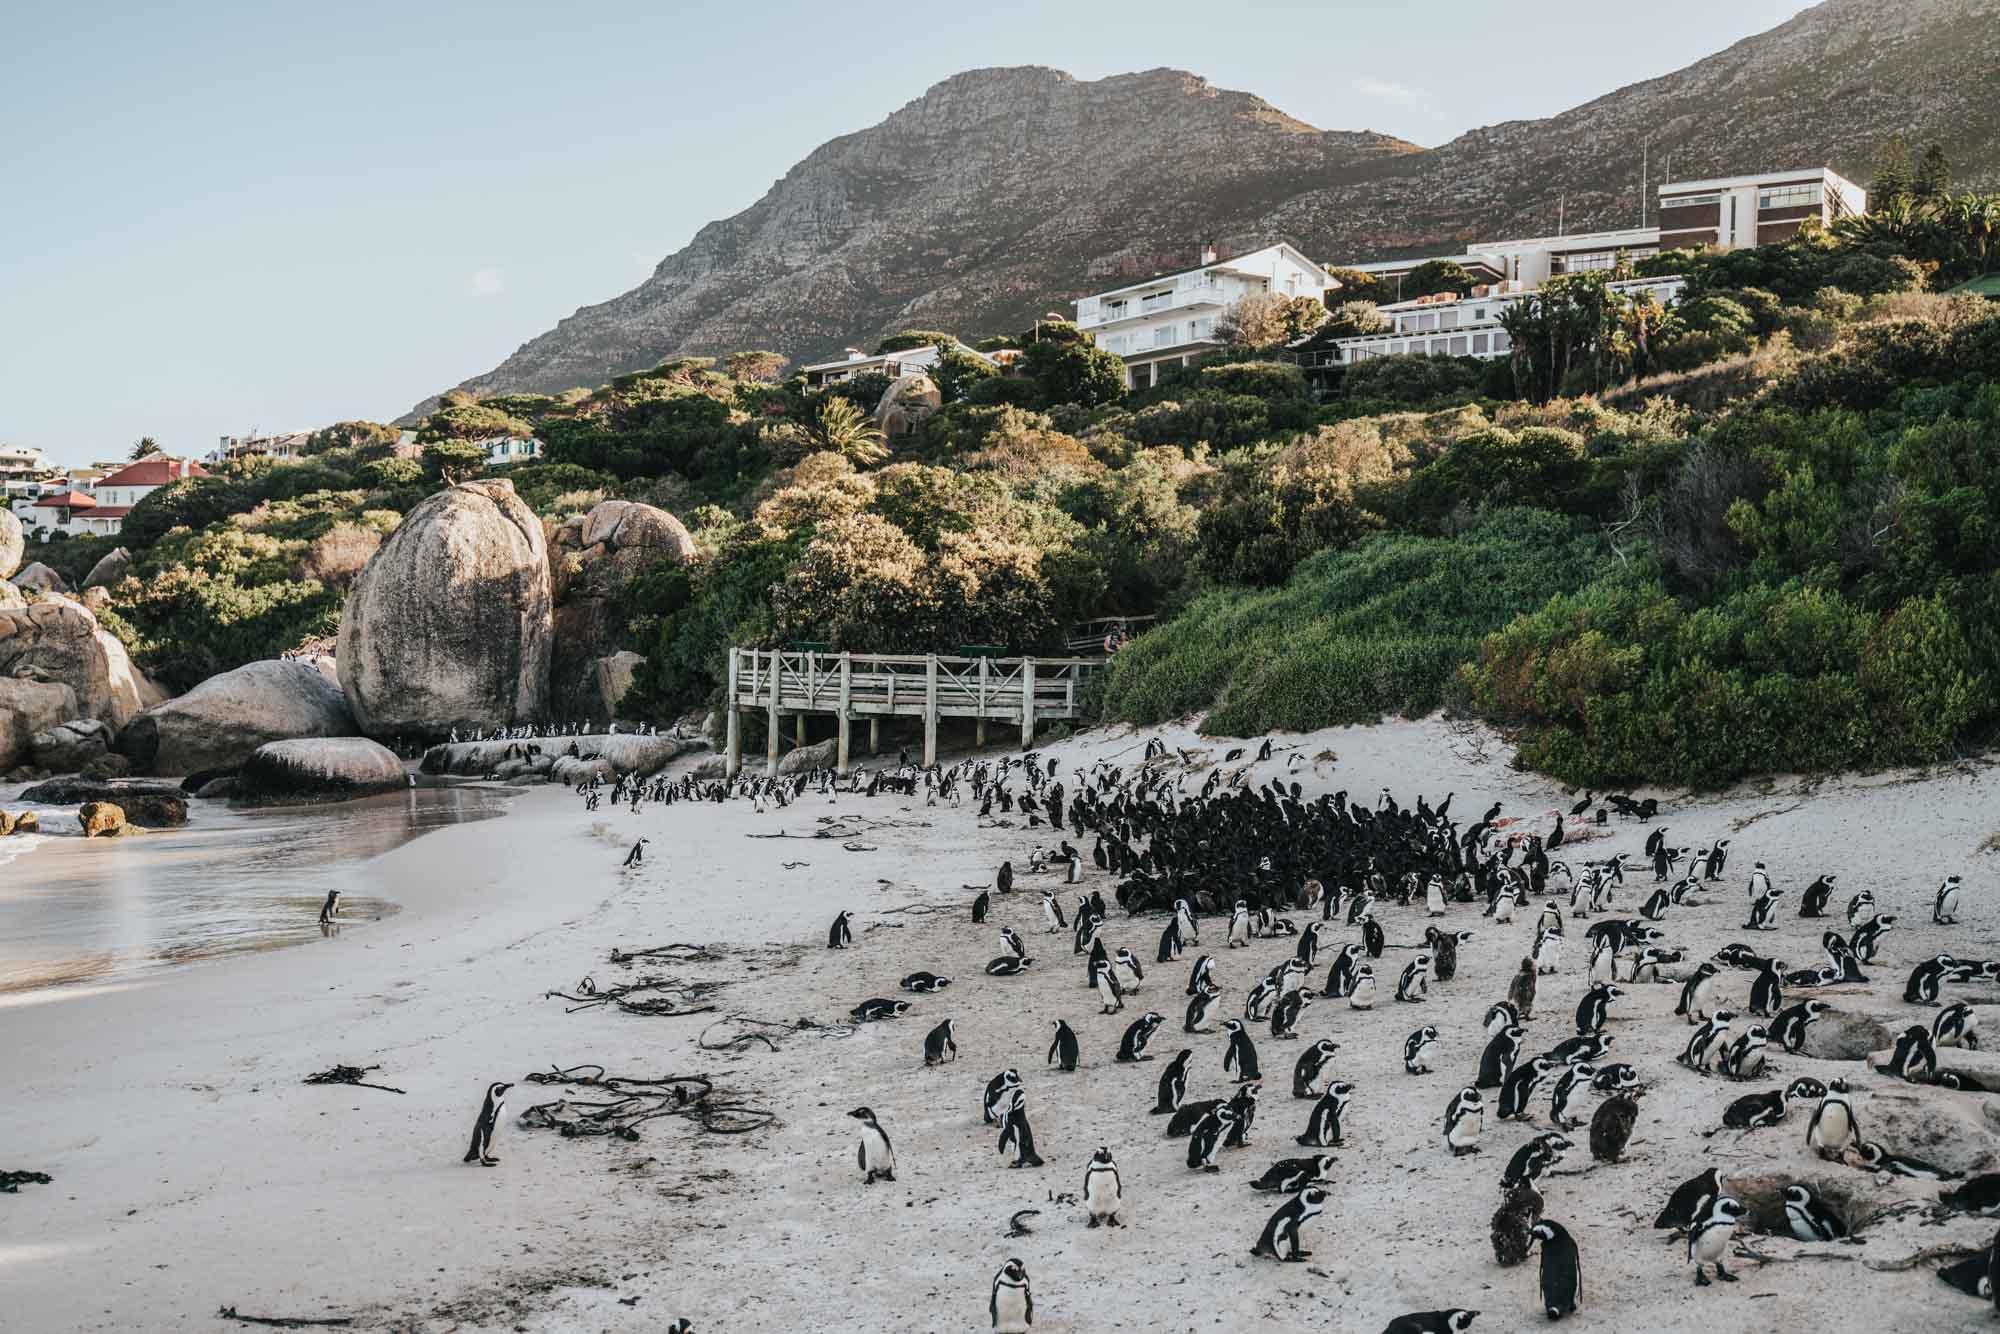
0 482 707 816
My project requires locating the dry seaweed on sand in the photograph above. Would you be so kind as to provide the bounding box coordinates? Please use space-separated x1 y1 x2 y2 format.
1 1170 54 1193
518 1064 776 1139
301 1065 406 1095
607 942 715 968
217 1307 353 1328
697 1013 857 1052
544 974 724 1017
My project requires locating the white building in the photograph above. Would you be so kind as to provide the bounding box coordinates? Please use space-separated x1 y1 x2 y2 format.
15 455 208 539
481 436 543 467
212 431 312 463
1317 276 1686 369
0 443 51 483
1073 242 1337 389
798 341 1000 389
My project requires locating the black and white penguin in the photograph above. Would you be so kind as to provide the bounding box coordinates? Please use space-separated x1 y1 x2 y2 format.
1396 953 1433 1003
1679 1010 1734 1073
1782 1184 1846 1242
1717 1025 1768 1080
1588 1091 1639 1162
1744 886 1783 931
923 1018 958 1066
1476 1024 1525 1090
999 925 1026 960
851 998 912 1022
827 910 854 949
1382 1308 1480 1334
1503 1131 1569 1191
1113 947 1146 994
1589 1063 1641 1094
1186 1105 1235 1172
1174 898 1199 946
995 1089 1044 1169
1362 915 1387 959
1047 1018 1079 1072
1935 875 1965 926
1798 873 1834 918
1770 999 1830 1053
1184 980 1222 1034
1092 959 1125 1014
1269 987 1314 1040
1722 1076 1826 1129
1115 1011 1166 1063
1324 944 1363 999
1639 885 1672 922
1082 1146 1123 1227
985 955 1035 977
848 1106 896 1183
1151 1048 1193 1114
1295 1081 1352 1148
1548 1063 1596 1131
1850 912 1897 962
1443 1086 1485 1156
1674 962 1721 1024
1224 1019 1263 1083
1688 1196 1747 1286
1861 1141 1965 1179
972 890 991 924
1747 958 1785 1019
1805 1078 1859 1159
461 1080 512 1166
1296 920 1327 968
1530 1219 1582 1319
1483 1000 1520 1038
1499 1057 1556 1121
1244 976 1279 1022
622 838 648 867
1574 982 1622 1036
1546 1033 1613 1067
1250 1153 1336 1193
982 1069 1021 1125
989 1257 1032 1333
1347 964 1378 1010
1845 889 1876 927
1882 1024 1938 1083
1157 916 1184 963
1228 900 1252 948
1405 1025 1440 1075
996 861 1014 896
318 889 342 925
1935 1001 1980 1051
1040 891 1067 934
1939 1176 2000 1217
1905 953 1959 1006
1292 1038 1340 1099
1186 954 1216 996
1250 1185 1328 1261
1654 1166 1724 1231
900 971 953 993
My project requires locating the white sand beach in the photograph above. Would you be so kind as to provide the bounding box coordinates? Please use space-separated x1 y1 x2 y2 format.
7 719 2000 1332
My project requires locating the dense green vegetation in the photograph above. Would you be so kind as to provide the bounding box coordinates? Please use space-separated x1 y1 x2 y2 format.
54 153 2000 788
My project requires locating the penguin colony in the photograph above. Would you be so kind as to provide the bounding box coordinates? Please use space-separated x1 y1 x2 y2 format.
535 743 2000 1329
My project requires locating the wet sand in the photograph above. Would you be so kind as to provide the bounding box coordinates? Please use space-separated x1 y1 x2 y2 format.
6 723 2000 1332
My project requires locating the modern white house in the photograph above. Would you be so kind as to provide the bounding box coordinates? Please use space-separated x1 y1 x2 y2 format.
1311 276 1687 369
1073 242 1337 389
0 443 50 483
798 340 1003 389
212 431 312 463
1332 167 1866 302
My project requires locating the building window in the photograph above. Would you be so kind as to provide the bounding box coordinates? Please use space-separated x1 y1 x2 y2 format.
1449 336 1469 355
1190 316 1214 340
1759 183 1823 211
1418 314 1437 332
1153 325 1179 349
1493 331 1512 352
1473 334 1490 354
1664 192 1723 210
1559 252 1617 273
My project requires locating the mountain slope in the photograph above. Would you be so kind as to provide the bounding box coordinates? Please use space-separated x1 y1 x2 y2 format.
416 0 1999 414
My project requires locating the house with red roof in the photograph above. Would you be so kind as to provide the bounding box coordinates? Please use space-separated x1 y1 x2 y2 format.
19 455 208 538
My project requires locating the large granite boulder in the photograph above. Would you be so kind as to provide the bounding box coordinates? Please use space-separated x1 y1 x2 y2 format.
82 547 131 589
18 777 189 827
0 594 163 727
13 562 67 594
337 480 551 738
0 509 21 580
876 373 942 436
78 801 126 838
0 578 22 611
545 500 693 720
120 659 358 776
591 651 643 720
0 678 78 772
237 737 406 803
30 718 113 772
421 732 692 783
777 737 837 775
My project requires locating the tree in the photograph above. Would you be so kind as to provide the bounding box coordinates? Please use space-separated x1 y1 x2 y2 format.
130 436 162 460
1023 336 1126 408
1215 292 1288 349
1324 301 1389 338
874 331 957 355
1403 260 1476 301
764 395 890 467
1275 295 1329 343
421 439 489 481
1871 133 1912 207
726 350 789 383
1915 143 1954 203
304 420 402 457
1323 266 1385 305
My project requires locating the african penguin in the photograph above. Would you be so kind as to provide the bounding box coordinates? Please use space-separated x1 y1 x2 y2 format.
461 1080 512 1166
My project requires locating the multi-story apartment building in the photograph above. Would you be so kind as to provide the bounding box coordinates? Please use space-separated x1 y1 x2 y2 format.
1073 242 1335 389
1310 276 1686 371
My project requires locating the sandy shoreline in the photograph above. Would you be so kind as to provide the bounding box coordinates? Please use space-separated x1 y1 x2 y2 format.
7 721 2000 1331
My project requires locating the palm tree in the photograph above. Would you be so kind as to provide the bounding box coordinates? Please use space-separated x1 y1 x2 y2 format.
764 394 890 467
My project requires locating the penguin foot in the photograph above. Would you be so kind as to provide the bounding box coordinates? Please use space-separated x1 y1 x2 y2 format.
1715 1264 1738 1283
1086 1216 1100 1228
480 1156 500 1167
1694 1270 1710 1287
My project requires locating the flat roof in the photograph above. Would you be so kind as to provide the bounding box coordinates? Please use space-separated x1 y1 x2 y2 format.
1659 166 1859 195
1078 242 1327 304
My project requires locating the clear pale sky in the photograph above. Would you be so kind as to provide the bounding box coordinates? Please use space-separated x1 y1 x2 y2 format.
1 0 1815 465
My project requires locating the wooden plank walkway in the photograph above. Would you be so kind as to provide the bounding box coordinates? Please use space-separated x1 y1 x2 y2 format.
725 647 1102 777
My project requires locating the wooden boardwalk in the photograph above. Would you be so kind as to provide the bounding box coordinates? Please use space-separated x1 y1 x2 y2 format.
724 647 1101 776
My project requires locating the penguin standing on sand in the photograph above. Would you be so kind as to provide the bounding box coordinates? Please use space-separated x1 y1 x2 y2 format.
1805 1079 1858 1159
318 890 342 925
982 1070 1022 1124
848 1106 896 1183
1362 914 1387 959
1047 1018 1080 1072
1476 1025 1525 1090
1443 1087 1485 1156
1548 1063 1596 1131
1083 1146 1123 1227
1397 953 1432 1003
1800 874 1835 918
1574 983 1621 1036
1116 1011 1165 1063
1187 1105 1235 1172
622 838 649 867
1347 963 1377 1010
462 1081 512 1166
1744 885 1783 931
1250 1185 1328 1261
1041 891 1067 934
1152 1049 1192 1114
1589 1092 1639 1162
995 1089 1045 1169
989 1258 1032 1333
1499 1057 1556 1121
1294 1039 1340 1098
972 891 991 924
827 910 854 949
1405 1025 1440 1075
1935 1002 1980 1050
1507 959 1538 1020
1186 954 1216 996
1324 944 1362 998
1185 980 1222 1034
1224 1019 1263 1083
1529 1219 1582 1319
1747 958 1785 1018
1936 875 1964 926
1295 1082 1352 1148
1655 1167 1724 1232
1092 959 1125 1014
1906 953 1958 1005
1269 986 1313 1039
923 1018 957 1066
996 861 1014 895
1687 1197 1748 1287
1679 1010 1734 1072
1675 962 1721 1023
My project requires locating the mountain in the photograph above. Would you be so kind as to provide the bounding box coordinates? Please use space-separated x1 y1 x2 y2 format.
413 0 2000 415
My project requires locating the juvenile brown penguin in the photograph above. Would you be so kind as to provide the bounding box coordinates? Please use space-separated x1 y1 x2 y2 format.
1589 1092 1640 1163
1491 1182 1544 1267
1507 958 1538 1020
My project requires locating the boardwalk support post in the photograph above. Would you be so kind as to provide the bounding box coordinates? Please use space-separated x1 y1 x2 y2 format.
1021 657 1036 750
765 648 780 777
836 653 852 776
725 647 741 779
923 654 939 769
